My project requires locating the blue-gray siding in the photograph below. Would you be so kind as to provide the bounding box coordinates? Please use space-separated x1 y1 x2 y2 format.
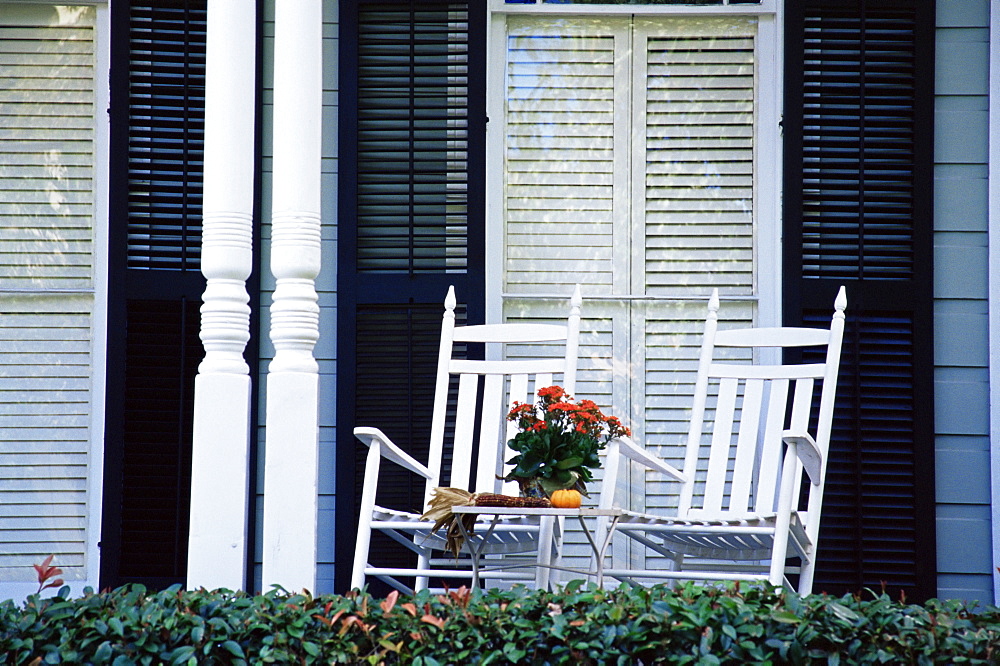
254 0 339 594
934 0 994 603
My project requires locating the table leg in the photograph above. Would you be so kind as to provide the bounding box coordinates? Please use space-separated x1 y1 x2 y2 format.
453 514 502 590
578 514 620 588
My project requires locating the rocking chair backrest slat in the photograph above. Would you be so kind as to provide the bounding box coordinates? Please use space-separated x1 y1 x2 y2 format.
703 377 739 514
476 373 506 494
500 372 532 495
729 377 764 513
534 373 554 396
450 373 480 491
423 286 583 506
755 377 789 513
680 287 847 521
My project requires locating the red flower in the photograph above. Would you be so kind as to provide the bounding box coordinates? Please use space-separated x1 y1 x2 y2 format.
537 386 566 400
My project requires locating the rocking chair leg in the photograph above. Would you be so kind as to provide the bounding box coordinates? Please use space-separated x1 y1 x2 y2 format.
798 548 816 595
415 554 430 592
351 445 382 590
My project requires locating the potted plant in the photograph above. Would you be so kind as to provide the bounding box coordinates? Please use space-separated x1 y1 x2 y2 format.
503 386 631 499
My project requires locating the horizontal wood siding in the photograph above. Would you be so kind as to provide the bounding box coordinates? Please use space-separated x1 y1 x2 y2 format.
933 0 993 604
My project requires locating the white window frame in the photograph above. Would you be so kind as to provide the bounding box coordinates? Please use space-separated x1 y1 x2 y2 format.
484 0 782 329
0 1 109 602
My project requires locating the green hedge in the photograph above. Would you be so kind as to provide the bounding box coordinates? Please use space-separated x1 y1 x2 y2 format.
2 581 998 664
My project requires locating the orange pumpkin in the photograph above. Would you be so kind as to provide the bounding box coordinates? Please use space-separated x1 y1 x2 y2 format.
550 488 582 509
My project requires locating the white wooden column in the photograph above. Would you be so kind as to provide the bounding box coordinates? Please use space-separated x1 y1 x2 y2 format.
187 0 257 590
261 0 323 592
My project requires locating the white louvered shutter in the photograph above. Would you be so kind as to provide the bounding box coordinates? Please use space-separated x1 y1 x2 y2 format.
501 15 759 572
0 4 96 582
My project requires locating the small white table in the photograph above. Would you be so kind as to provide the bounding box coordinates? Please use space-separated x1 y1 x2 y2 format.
450 506 622 589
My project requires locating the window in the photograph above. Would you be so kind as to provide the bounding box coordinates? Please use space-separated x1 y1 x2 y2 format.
489 6 780 569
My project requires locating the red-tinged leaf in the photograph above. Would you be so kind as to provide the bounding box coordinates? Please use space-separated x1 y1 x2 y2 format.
41 578 64 591
360 595 368 617
324 601 334 615
410 631 422 642
330 609 345 624
570 620 585 627
380 590 399 614
312 614 332 628
401 603 418 617
421 614 445 630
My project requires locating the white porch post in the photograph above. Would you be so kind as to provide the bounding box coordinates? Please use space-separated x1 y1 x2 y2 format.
187 0 257 590
261 0 323 592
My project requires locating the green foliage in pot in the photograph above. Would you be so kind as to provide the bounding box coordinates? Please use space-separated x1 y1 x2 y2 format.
503 386 631 496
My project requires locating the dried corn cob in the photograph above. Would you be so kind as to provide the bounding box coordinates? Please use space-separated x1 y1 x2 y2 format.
473 493 551 508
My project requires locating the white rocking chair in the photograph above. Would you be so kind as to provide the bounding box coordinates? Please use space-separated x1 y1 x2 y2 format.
598 287 846 595
351 286 582 593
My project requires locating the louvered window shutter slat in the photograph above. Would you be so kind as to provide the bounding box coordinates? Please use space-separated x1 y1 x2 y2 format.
126 3 205 271
355 4 470 273
103 0 208 590
336 0 486 591
785 1 935 600
0 4 96 582
501 16 759 573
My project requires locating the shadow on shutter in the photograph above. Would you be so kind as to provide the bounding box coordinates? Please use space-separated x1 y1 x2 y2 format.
103 0 213 591
336 0 486 592
784 1 935 601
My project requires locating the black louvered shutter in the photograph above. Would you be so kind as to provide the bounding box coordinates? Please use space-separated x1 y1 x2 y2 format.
784 0 936 600
103 0 208 590
335 0 486 592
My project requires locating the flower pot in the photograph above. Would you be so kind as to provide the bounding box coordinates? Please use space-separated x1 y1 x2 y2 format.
518 477 547 499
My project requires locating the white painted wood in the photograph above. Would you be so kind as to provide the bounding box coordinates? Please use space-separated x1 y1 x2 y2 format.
490 1 778 16
350 287 582 592
187 0 256 591
731 377 764 512
715 327 830 347
262 0 322 594
85 1 110 601
453 323 568 343
499 14 766 574
187 374 251 590
0 5 102 596
476 374 506 493
262 373 320 592
450 373 479 490
448 358 568 376
755 377 788 513
710 363 825 380
599 288 847 594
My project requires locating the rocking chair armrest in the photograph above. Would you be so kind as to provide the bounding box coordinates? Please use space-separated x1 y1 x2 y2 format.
354 427 433 480
611 436 688 483
782 430 822 485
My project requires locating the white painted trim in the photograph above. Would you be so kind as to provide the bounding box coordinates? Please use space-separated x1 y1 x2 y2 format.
262 0 323 593
187 0 258 591
485 13 507 327
755 9 782 331
988 0 1000 605
87 0 111 597
489 0 776 16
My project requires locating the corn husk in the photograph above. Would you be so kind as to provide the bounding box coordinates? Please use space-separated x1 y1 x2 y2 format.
421 487 551 557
